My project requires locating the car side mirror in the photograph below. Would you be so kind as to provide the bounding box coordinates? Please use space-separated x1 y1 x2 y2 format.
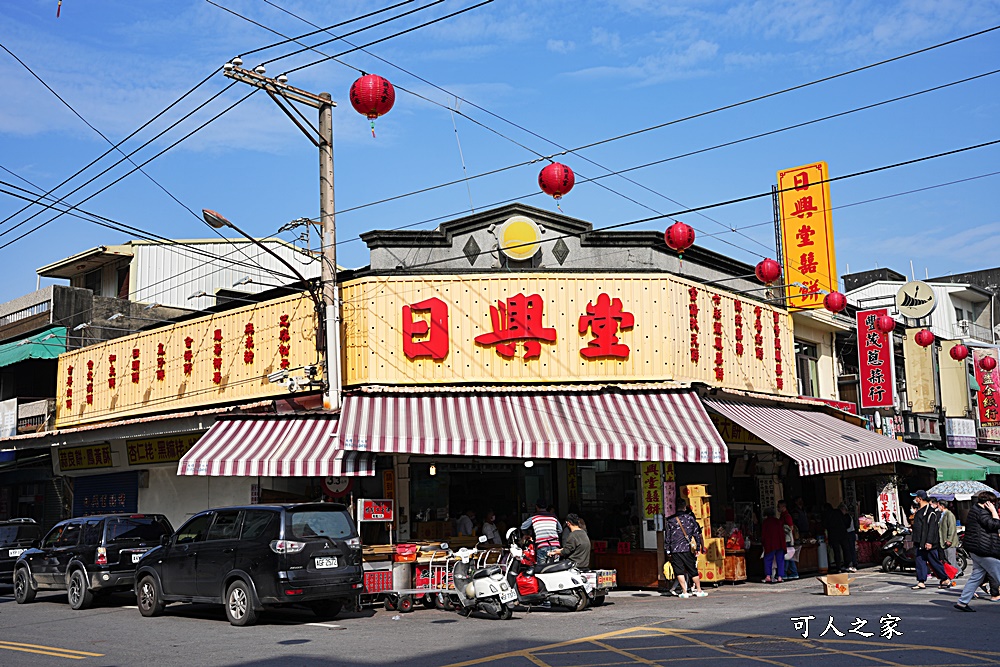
160 534 170 547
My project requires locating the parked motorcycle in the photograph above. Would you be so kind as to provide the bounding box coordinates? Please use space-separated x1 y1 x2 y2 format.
450 536 517 620
880 524 968 575
504 528 589 611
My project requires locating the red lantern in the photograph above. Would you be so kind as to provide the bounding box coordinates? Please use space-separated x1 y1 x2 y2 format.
349 74 395 137
981 355 998 372
664 221 695 254
914 329 935 347
538 163 575 200
754 258 781 285
875 315 896 334
823 291 847 313
949 344 969 361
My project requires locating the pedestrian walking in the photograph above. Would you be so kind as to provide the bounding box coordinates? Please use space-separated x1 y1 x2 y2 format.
778 500 799 580
935 497 958 569
664 500 707 598
911 490 950 589
761 507 785 584
954 491 1000 612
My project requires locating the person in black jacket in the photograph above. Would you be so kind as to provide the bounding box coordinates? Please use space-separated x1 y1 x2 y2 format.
955 491 1000 611
910 490 949 589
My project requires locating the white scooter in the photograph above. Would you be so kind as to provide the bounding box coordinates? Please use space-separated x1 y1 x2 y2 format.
451 536 517 620
505 528 590 611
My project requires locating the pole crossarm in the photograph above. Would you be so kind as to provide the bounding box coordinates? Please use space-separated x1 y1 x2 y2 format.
223 66 332 109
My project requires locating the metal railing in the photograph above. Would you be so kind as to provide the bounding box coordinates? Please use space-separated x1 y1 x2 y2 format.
957 320 996 344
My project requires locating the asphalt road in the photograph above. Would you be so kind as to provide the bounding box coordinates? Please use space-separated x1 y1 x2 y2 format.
1 569 998 667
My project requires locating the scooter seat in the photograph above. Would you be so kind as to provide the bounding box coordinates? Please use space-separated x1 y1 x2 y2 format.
537 559 574 574
473 565 502 579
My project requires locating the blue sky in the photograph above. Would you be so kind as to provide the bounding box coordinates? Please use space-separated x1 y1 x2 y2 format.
1 0 998 303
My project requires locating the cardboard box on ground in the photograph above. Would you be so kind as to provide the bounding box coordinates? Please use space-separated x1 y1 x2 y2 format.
817 573 854 595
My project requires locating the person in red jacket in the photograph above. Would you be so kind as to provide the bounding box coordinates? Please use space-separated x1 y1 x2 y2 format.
761 507 786 583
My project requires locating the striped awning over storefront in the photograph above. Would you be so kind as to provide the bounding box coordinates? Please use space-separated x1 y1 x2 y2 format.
178 417 375 477
703 399 919 476
337 391 728 463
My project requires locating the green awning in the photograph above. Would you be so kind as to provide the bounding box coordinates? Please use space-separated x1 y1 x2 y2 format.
950 452 1000 476
903 449 988 481
0 327 66 368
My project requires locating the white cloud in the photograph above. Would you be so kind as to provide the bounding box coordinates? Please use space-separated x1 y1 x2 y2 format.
547 39 576 54
591 27 623 52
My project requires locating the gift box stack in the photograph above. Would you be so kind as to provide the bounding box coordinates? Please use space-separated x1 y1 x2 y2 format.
682 484 725 583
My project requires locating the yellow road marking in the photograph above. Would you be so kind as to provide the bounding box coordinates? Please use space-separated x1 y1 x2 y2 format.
0 640 103 660
588 640 662 667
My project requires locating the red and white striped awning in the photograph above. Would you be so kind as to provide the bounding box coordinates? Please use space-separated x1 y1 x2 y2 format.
336 395 521 458
337 392 728 463
703 399 919 476
178 417 375 477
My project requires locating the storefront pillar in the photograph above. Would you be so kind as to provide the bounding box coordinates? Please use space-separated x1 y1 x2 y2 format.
396 456 411 541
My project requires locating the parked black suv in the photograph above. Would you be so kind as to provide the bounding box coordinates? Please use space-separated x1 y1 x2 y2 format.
135 503 363 626
14 513 173 609
0 519 42 585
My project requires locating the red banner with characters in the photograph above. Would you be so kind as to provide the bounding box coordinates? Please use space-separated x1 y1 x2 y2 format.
974 349 1000 428
857 309 894 409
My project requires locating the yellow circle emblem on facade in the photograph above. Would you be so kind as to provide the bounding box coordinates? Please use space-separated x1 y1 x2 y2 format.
498 216 541 261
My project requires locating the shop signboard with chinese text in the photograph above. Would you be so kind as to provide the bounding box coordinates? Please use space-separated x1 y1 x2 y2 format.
945 417 977 450
360 499 394 522
662 462 676 518
974 349 1000 430
903 331 936 414
126 434 199 465
777 162 838 309
341 273 796 395
640 462 664 519
55 293 318 428
57 444 113 472
877 481 903 525
857 309 894 409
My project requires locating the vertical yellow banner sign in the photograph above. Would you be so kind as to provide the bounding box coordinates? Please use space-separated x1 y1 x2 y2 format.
777 162 838 309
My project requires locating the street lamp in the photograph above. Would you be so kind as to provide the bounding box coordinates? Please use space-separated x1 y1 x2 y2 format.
201 208 331 398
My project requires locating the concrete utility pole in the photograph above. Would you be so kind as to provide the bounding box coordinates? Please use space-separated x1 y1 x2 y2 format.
221 60 341 412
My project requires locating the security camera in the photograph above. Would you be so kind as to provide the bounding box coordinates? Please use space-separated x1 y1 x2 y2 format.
276 74 288 85
254 65 266 75
267 370 288 384
303 364 317 377
232 57 243 67
286 377 300 393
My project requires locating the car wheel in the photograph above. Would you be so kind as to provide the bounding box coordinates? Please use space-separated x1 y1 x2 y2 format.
137 576 165 617
225 580 259 627
14 568 35 604
592 594 606 607
68 570 94 610
309 599 343 620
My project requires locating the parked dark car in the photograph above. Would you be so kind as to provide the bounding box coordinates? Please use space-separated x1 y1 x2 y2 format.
0 519 43 585
13 513 173 609
135 503 363 626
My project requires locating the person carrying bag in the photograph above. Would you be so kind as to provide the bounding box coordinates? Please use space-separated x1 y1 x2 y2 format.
664 499 707 598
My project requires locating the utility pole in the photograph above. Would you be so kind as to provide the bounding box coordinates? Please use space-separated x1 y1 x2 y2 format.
221 60 342 412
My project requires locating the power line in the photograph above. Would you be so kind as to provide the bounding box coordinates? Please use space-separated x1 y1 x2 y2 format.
326 23 1000 219
0 41 278 279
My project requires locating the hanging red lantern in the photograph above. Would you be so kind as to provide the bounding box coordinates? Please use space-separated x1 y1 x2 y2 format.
949 344 970 362
981 355 998 372
874 315 896 334
538 162 575 200
349 74 395 137
914 329 935 347
823 291 847 313
664 221 695 255
754 258 781 285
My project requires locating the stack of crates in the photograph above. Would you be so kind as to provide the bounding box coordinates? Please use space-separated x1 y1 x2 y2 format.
681 484 726 584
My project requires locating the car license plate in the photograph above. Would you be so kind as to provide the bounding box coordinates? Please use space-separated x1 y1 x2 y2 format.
131 552 144 564
8 548 25 558
500 589 517 603
315 556 338 569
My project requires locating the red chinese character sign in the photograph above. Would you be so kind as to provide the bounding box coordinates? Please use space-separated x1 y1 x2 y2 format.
579 293 634 359
402 297 449 361
475 293 556 359
776 162 838 309
857 308 894 409
974 349 1000 429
